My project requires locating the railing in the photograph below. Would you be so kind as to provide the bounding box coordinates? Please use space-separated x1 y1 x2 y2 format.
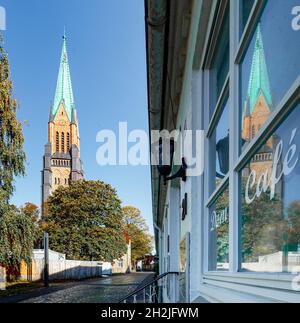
119 272 179 303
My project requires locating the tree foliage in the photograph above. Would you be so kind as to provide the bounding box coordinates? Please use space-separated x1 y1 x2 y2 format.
22 202 39 224
122 206 153 264
40 180 127 261
0 38 25 200
0 192 36 268
0 38 33 269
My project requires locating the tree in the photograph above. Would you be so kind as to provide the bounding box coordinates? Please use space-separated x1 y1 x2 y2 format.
22 202 39 224
122 206 153 265
0 192 35 268
0 37 25 201
40 180 127 261
0 38 33 270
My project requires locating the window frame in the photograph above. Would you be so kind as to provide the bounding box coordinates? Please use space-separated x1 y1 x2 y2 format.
204 0 231 273
201 0 300 292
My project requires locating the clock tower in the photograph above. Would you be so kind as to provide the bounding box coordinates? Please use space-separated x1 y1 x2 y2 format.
41 33 84 214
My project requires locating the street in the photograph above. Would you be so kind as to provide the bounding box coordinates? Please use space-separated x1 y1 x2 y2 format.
0 273 152 303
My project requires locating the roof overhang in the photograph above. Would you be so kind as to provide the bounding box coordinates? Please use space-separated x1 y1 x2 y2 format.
145 0 193 231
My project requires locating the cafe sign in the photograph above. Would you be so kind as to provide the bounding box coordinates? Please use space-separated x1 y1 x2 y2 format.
245 128 299 205
210 207 229 232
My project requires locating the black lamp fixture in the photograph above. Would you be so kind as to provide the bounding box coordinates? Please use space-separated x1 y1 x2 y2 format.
157 138 187 184
216 134 229 178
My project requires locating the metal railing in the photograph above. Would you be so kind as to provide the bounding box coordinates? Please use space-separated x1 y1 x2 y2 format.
118 272 179 303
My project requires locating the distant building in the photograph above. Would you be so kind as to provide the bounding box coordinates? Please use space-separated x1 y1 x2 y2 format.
102 233 132 275
242 25 273 178
41 33 84 214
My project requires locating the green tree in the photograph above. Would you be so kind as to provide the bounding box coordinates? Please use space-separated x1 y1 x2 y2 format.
0 192 36 268
40 180 127 261
122 206 153 265
22 202 39 224
0 38 25 201
0 38 33 269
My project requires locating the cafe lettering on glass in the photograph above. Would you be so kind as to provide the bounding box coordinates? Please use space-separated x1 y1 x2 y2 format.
210 207 229 232
245 128 299 205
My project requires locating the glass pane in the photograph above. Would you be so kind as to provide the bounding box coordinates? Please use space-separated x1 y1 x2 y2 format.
240 0 300 152
210 98 229 192
209 7 229 117
240 0 255 37
241 102 300 273
179 238 187 303
209 187 229 271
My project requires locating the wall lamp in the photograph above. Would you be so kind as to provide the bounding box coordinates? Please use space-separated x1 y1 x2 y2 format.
157 139 187 184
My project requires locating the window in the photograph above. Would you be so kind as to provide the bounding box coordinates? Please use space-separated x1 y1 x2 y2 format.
67 133 70 151
211 98 230 190
61 132 65 153
240 0 300 152
56 132 59 152
251 125 255 139
205 4 230 273
200 0 300 299
207 2 230 117
240 0 255 37
209 186 229 271
241 101 300 273
118 259 123 268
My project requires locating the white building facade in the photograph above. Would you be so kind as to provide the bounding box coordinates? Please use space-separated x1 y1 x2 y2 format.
145 0 300 303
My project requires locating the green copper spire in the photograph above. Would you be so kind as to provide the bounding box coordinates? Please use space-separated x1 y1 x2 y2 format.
247 24 272 114
53 31 75 120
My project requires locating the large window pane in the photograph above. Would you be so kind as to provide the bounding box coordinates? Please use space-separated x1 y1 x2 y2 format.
240 0 300 151
209 6 229 117
240 0 255 37
209 187 229 271
210 98 229 192
241 102 300 273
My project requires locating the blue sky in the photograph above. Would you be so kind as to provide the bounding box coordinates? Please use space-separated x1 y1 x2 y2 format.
2 0 153 233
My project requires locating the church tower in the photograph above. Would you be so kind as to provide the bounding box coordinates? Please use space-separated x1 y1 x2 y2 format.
242 25 273 178
41 33 84 214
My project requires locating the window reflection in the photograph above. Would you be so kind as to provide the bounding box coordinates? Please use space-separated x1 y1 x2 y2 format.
241 102 300 273
241 0 300 151
212 99 229 190
242 24 273 150
210 7 229 117
209 187 229 271
240 0 255 37
179 238 187 302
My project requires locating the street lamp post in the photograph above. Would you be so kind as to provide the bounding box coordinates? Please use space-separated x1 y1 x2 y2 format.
44 232 49 288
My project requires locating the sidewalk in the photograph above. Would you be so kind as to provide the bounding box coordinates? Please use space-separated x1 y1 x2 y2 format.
0 273 153 303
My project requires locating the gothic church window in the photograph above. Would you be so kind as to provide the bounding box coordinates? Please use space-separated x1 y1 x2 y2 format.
67 133 70 151
251 125 255 139
61 132 65 153
56 132 59 152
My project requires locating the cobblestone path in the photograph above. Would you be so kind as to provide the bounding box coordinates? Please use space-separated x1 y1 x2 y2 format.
2 273 152 303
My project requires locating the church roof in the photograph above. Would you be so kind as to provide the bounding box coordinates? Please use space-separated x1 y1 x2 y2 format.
247 24 272 114
53 32 75 121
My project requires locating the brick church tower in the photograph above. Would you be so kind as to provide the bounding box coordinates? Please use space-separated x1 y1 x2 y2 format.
242 25 273 177
41 33 84 214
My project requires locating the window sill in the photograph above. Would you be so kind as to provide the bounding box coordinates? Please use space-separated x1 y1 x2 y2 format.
201 271 300 302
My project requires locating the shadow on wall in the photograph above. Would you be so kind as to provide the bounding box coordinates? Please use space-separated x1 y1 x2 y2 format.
21 259 102 282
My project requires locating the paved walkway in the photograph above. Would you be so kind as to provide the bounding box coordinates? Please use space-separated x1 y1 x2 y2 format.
0 273 153 303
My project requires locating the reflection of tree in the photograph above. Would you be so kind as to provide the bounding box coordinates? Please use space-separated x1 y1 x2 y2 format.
213 178 300 265
286 201 300 250
242 181 283 262
214 187 229 263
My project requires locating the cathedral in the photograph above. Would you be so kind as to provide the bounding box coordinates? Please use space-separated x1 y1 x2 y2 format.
242 25 274 178
41 33 84 214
